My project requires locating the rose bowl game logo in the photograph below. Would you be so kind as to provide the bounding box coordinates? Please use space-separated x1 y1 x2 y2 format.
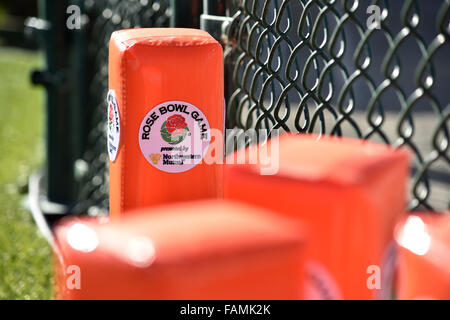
160 114 189 145
138 100 211 173
107 90 120 162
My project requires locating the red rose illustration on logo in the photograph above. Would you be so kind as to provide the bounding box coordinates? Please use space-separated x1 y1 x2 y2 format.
107 90 120 162
166 114 187 135
161 114 189 145
108 104 114 130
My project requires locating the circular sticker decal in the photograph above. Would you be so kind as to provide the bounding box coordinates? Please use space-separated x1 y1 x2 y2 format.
107 90 120 162
138 101 210 173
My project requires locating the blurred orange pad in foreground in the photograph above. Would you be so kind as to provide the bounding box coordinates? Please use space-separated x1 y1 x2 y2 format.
225 134 410 299
395 213 450 299
108 28 224 219
53 200 306 300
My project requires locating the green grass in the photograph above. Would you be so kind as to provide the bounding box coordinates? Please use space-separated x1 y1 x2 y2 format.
0 47 52 299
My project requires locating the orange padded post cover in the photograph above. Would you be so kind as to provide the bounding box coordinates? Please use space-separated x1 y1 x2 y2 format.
224 134 410 299
108 29 224 219
53 200 307 300
395 213 450 300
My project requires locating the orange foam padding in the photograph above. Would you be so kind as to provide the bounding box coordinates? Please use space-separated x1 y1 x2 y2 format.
108 28 224 219
53 200 306 300
395 213 450 299
224 134 410 299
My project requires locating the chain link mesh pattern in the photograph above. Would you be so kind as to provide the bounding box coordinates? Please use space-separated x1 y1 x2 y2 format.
224 0 450 210
75 0 171 214
75 0 449 213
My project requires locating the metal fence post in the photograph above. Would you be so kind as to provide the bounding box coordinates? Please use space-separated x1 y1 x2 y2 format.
68 0 88 183
170 0 203 28
200 0 230 41
29 0 78 212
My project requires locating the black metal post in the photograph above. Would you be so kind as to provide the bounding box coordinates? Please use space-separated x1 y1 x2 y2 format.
170 0 203 28
30 0 78 211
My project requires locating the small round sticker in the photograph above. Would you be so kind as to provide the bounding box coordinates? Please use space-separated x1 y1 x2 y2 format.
107 90 120 162
138 101 211 173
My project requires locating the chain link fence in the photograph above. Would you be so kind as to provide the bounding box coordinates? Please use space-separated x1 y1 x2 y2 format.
48 0 448 214
223 0 449 211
